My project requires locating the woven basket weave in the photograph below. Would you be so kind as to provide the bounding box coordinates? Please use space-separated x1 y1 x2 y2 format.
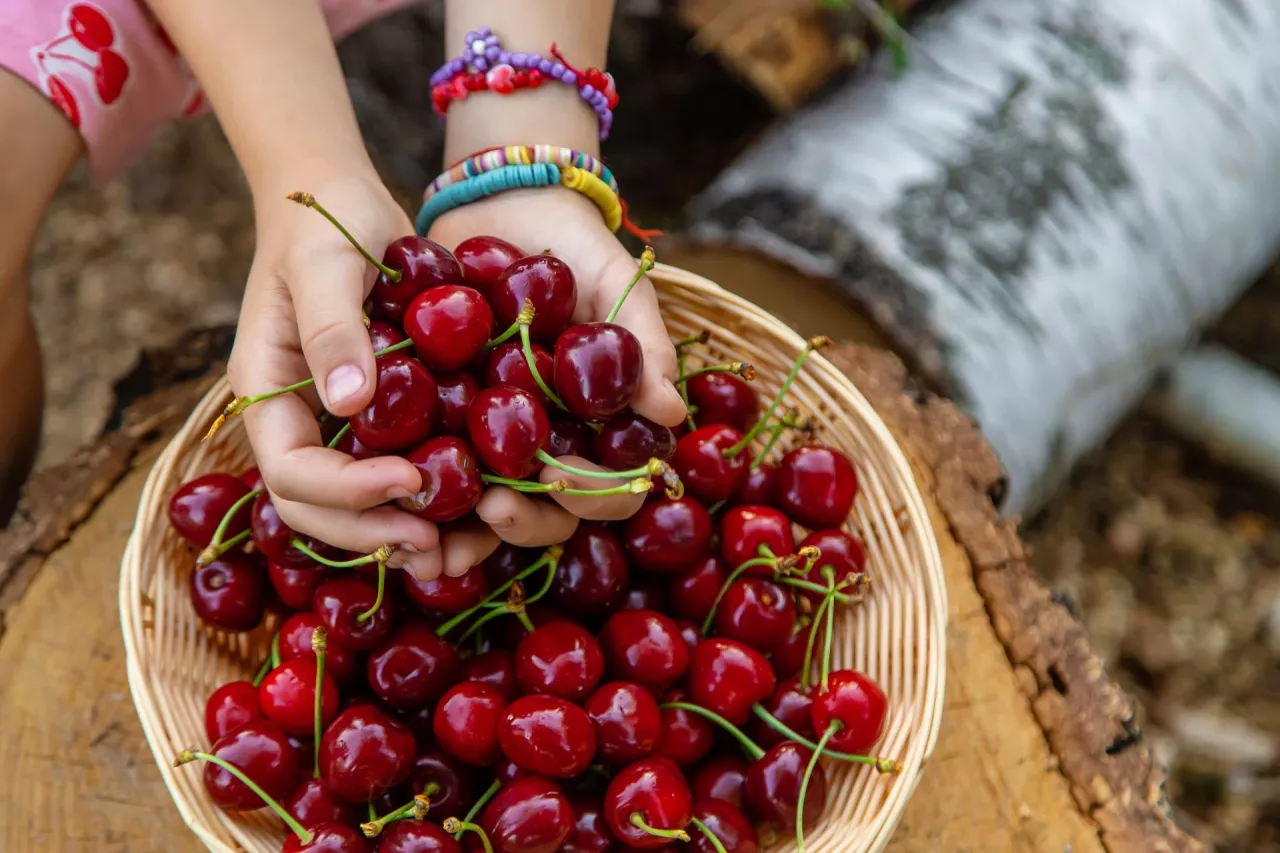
120 263 947 853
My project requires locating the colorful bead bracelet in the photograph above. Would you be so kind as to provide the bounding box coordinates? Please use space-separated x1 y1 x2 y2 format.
424 145 618 203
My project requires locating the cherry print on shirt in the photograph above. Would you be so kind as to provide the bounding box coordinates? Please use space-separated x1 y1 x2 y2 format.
30 1 131 113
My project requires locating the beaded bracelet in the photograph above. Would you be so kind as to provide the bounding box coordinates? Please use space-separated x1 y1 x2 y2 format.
424 145 619 203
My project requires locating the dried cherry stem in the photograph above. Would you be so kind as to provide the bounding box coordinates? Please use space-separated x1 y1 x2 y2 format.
796 722 839 853
723 336 831 458
480 474 653 497
444 818 494 853
311 627 327 777
674 330 712 351
749 704 899 772
675 362 756 384
203 339 414 441
701 555 778 635
287 192 402 281
326 422 352 449
357 561 387 622
605 246 656 324
659 701 765 761
690 817 729 853
461 779 502 828
252 654 272 687
293 541 394 570
801 570 838 692
507 585 538 634
436 546 561 637
174 750 312 844
361 785 440 837
536 451 670 482
630 813 690 843
197 529 253 567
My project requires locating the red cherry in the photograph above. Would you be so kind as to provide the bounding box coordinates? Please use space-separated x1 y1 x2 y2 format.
744 742 825 830
499 694 596 777
350 354 438 452
546 413 595 459
736 463 776 506
397 437 484 522
595 412 676 470
403 750 474 822
367 621 460 710
685 373 757 434
655 689 715 767
435 372 480 436
674 620 700 653
484 341 555 406
333 428 382 460
190 554 268 631
514 621 604 701
553 323 644 422
455 235 523 297
95 47 129 104
281 822 370 852
775 445 858 529
770 624 813 681
240 466 265 491
268 559 334 611
621 578 667 613
720 506 794 573
205 680 262 742
493 756 527 785
599 610 689 693
404 568 490 613
672 426 749 503
603 757 692 849
468 386 550 478
433 682 506 765
482 543 538 586
584 681 661 766
689 800 758 853
480 775 574 853
319 705 415 802
491 602 565 651
376 819 460 853
750 678 815 748
168 473 252 547
45 74 80 127
713 578 796 653
623 499 712 574
687 639 776 726
69 3 114 49
667 556 728 624
278 612 361 683
283 778 361 829
259 658 340 735
811 669 888 753
461 650 519 701
563 793 615 853
491 254 578 344
368 320 406 353
370 236 463 321
405 285 494 371
202 720 299 809
797 529 867 602
689 755 749 812
552 522 630 616
313 576 397 651
250 493 310 566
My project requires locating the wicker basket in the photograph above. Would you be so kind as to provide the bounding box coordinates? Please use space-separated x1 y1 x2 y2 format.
120 263 948 853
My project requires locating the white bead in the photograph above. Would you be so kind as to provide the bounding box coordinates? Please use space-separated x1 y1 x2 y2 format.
471 39 487 56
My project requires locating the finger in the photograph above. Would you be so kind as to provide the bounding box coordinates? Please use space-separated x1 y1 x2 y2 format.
476 486 581 547
392 547 443 584
538 456 646 521
440 518 501 577
274 498 439 557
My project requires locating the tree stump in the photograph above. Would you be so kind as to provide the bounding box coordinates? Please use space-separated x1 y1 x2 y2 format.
0 330 1199 852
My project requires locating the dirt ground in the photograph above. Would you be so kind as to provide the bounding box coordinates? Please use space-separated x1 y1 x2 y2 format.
19 8 1280 852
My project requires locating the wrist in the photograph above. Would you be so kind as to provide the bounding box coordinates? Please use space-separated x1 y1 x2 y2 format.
249 154 381 217
444 83 600 164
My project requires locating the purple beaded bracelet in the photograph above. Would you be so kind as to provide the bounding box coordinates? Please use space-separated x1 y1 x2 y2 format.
430 27 615 140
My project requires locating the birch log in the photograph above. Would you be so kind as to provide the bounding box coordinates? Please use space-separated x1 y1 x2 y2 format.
688 0 1280 515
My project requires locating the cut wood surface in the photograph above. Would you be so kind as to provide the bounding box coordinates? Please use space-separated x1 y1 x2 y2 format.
0 333 1198 852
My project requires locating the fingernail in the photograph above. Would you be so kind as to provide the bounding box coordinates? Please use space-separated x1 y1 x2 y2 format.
663 379 684 403
398 542 421 553
325 364 365 407
387 486 417 501
487 517 513 531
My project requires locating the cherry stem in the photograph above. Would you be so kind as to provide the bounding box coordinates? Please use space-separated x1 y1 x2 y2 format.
674 330 712 351
801 596 833 692
630 813 690 843
480 473 653 497
796 722 840 853
252 655 272 687
270 629 282 669
293 541 394 570
197 529 252 567
461 779 502 829
485 317 521 349
312 626 327 778
287 192 402 281
659 701 764 760
369 801 378 821
701 556 777 635
456 603 511 645
357 561 387 622
775 577 853 603
444 819 495 853
436 546 562 637
821 569 837 691
208 488 262 550
675 362 756 384
677 353 695 430
327 422 352 449
536 450 667 481
690 817 729 853
605 246 656 324
724 336 831 458
174 750 312 844
518 316 568 410
361 785 441 837
750 415 792 472
749 705 899 772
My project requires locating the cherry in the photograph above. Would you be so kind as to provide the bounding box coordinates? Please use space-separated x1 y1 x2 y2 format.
546 413 596 459
564 793 614 853
333 428 382 460
251 493 311 566
259 658 340 736
455 235 523 297
811 669 888 754
775 445 858 530
190 553 268 631
553 323 644 422
690 755 749 812
368 320 407 353
621 577 667 613
623 498 712 574
687 639 776 726
278 612 361 683
552 522 630 616
168 473 252 547
202 720 299 809
468 386 550 478
241 466 265 491
674 620 701 653
461 649 519 701
770 623 813 681
480 774 575 853
751 678 816 748
269 559 334 611
492 602 565 651
369 235 464 321
484 341 555 406
744 742 825 831
205 680 262 742
491 254 578 344
736 463 776 506
283 778 361 829
435 372 480 436
514 620 604 701
397 436 484 522
319 705 416 802
713 578 796 653
689 800 758 853
595 412 676 470
350 354 438 452
433 682 505 765
672 426 749 503
69 3 114 48
483 543 538 586
377 820 462 853
720 505 795 574
797 529 867 603
499 694 597 778
599 609 689 693
405 285 494 371
367 621 461 710
95 48 129 104
685 373 757 435
45 74 80 127
282 822 370 853
655 689 715 767
404 567 490 613
585 681 661 766
313 576 397 651
666 556 728 624
289 733 317 777
494 756 527 784
402 750 473 822
604 757 693 849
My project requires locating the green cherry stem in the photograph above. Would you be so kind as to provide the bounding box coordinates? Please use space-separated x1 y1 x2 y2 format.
174 750 312 845
748 705 900 772
659 702 765 761
674 330 711 351
456 602 514 645
630 813 690 843
535 450 666 481
485 317 521 350
690 817 729 853
312 627 327 778
197 529 253 567
207 488 262 551
368 801 378 822
357 561 387 623
701 556 778 635
605 246 656 324
801 597 833 692
444 819 495 853
750 415 792 472
774 577 854 603
361 785 440 838
461 779 502 829
675 362 756 384
292 541 394 570
270 629 282 669
796 722 840 853
821 569 838 691
436 546 561 637
326 422 352 449
251 654 272 687
480 474 653 497
723 336 831 458
515 299 567 410
287 192 401 281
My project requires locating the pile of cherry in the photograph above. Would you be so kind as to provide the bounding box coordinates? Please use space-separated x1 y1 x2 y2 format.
165 193 898 853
